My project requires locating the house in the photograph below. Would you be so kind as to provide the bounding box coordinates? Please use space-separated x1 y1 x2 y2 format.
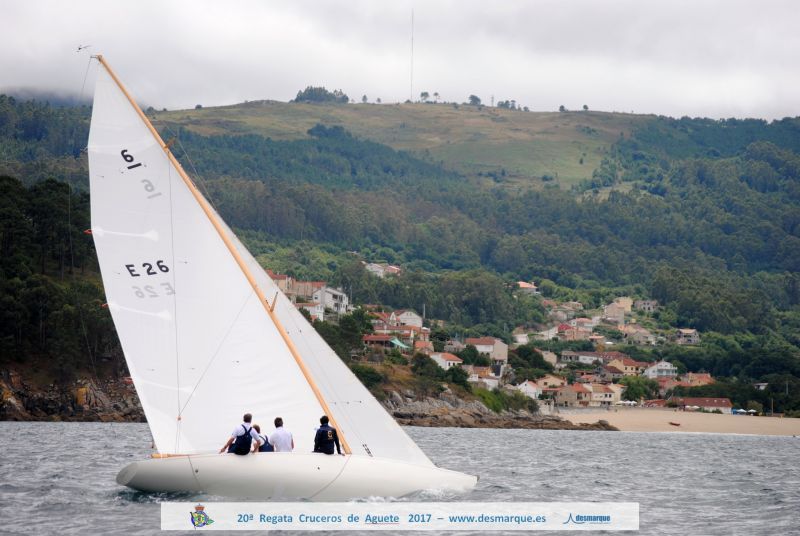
644 360 679 379
598 365 625 383
560 351 604 366
537 374 567 389
362 334 408 351
589 383 620 406
295 302 324 321
684 372 714 387
364 262 386 278
444 339 466 353
431 352 463 370
395 310 423 328
607 357 649 376
560 327 592 341
516 380 541 399
464 365 499 389
555 383 592 407
619 324 656 345
634 300 658 313
656 377 692 397
573 317 597 330
602 303 626 324
534 326 559 341
516 281 539 295
676 328 700 345
674 397 733 414
465 337 508 365
512 327 530 345
613 297 633 312
413 340 433 356
292 280 326 300
312 286 350 315
266 270 294 294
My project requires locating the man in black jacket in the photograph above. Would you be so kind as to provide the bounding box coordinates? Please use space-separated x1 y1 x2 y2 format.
313 415 342 455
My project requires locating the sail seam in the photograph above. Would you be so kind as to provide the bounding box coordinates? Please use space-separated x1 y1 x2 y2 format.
167 160 183 454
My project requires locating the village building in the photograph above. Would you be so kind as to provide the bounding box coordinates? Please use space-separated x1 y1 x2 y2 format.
465 337 508 366
516 380 541 399
684 372 714 387
602 302 626 324
394 309 423 328
634 300 659 313
534 326 559 341
619 323 656 345
537 374 567 389
295 302 324 322
613 297 633 312
607 357 649 376
516 281 539 295
463 365 499 389
555 383 592 407
676 328 700 345
643 360 679 379
536 349 558 367
673 397 733 414
431 352 463 370
312 286 349 315
413 340 433 356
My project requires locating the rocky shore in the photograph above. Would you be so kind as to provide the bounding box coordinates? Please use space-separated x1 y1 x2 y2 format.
384 389 618 431
1 370 615 431
0 370 145 422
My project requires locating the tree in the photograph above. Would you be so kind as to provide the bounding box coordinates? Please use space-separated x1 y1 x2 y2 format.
420 91 429 103
583 104 588 111
194 104 202 109
620 375 658 401
361 95 368 104
433 92 440 103
559 105 566 112
376 97 382 104
468 95 481 106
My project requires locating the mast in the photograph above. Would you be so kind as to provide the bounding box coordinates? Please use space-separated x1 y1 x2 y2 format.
94 55 351 454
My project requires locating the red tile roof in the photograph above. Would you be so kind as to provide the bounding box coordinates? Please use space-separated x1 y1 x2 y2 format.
466 337 497 346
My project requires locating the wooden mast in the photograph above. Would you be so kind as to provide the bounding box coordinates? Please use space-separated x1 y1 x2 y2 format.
95 55 352 454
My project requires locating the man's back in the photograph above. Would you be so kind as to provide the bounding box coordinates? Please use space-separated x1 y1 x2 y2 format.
269 426 293 452
314 424 340 455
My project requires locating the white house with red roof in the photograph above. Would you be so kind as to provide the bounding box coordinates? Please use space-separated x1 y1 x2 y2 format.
431 352 463 370
516 380 541 399
395 309 423 328
295 302 324 322
674 397 732 414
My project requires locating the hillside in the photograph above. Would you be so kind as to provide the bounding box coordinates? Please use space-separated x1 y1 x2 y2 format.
155 102 648 188
1 93 799 415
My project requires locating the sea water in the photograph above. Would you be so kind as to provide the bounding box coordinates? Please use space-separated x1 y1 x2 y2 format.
0 422 798 535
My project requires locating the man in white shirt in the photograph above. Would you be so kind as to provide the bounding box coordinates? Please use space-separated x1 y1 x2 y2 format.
268 417 294 452
219 412 262 455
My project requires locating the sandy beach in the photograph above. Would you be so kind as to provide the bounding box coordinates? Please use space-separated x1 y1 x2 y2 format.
564 407 800 436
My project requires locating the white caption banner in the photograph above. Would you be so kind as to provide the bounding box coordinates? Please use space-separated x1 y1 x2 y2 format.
163 501 639 531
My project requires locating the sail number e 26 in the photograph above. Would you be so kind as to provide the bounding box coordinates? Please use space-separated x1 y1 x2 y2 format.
125 260 170 277
121 149 162 199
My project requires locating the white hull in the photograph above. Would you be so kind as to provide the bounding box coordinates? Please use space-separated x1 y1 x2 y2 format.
117 453 477 500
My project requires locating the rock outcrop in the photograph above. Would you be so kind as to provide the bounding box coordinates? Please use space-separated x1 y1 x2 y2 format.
383 389 618 431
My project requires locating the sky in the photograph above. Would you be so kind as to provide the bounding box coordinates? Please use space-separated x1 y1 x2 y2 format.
2 0 799 119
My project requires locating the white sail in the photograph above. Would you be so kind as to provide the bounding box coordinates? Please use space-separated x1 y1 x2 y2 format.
217 219 434 466
88 61 327 454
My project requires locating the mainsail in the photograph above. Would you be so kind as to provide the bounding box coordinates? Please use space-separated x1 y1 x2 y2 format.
88 57 433 467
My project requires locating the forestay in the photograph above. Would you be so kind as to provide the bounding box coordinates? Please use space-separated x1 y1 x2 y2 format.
88 60 325 454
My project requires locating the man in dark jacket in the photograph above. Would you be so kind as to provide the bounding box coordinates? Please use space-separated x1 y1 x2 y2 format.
313 415 342 455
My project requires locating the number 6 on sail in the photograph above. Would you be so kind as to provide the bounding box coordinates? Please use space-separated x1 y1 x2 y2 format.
87 55 477 500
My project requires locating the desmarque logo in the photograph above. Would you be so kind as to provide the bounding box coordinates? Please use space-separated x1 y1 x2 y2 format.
190 504 215 528
563 513 612 525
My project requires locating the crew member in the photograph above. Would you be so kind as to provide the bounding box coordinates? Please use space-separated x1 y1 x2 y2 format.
219 412 261 455
253 424 273 452
269 417 294 452
313 415 342 455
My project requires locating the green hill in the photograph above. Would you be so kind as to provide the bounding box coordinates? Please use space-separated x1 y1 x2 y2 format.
1 93 799 413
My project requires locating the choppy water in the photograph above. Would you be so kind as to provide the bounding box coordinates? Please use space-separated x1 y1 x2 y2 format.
0 423 798 535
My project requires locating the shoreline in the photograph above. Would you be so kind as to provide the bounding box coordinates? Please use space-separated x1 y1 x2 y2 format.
562 407 800 436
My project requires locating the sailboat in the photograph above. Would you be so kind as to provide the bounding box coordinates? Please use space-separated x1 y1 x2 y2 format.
87 56 477 499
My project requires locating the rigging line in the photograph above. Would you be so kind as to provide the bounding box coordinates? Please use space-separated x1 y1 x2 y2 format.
177 290 254 416
159 122 219 214
167 157 182 454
